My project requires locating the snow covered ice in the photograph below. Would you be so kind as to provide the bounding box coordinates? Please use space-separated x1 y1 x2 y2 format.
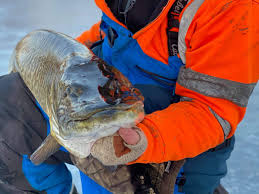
0 1 258 193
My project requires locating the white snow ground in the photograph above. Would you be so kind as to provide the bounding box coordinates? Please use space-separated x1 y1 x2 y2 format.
0 1 258 193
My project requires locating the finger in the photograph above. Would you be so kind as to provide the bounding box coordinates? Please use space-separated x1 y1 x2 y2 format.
118 128 140 145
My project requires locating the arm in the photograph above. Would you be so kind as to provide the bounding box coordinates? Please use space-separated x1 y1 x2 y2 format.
76 21 105 48
133 0 258 163
0 73 73 193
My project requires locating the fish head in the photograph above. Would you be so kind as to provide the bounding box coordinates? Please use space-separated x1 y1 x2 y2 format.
53 54 144 154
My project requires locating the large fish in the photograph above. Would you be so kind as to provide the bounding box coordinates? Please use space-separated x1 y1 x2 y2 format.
9 29 144 165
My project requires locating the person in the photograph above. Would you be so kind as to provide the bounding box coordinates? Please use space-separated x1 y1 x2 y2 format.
74 0 258 193
0 72 75 193
0 0 257 194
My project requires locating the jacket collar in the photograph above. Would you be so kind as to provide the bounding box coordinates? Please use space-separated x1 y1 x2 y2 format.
95 0 176 38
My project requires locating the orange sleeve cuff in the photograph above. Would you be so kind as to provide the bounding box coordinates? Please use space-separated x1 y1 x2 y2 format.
134 119 166 163
76 21 105 48
131 100 225 164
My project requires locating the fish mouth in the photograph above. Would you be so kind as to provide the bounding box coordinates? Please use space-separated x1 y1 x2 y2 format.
60 101 144 140
72 101 143 121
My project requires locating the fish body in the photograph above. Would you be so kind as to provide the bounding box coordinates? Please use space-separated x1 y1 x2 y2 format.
9 30 144 164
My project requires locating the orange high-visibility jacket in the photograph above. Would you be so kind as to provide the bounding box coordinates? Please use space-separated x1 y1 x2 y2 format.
77 0 259 163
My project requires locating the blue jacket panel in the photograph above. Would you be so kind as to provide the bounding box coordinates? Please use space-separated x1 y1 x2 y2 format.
22 155 72 194
80 171 111 194
100 14 184 90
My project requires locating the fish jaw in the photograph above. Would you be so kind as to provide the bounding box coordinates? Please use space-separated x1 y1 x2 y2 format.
50 101 144 158
50 117 97 158
58 101 144 139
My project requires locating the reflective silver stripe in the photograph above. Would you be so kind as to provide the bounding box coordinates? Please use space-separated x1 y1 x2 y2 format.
209 107 231 138
178 67 257 107
180 96 193 102
178 0 205 64
181 97 231 138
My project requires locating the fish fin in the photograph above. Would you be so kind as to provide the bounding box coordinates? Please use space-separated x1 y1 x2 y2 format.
30 134 61 165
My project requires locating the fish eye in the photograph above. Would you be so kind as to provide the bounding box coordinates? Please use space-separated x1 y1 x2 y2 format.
65 87 71 95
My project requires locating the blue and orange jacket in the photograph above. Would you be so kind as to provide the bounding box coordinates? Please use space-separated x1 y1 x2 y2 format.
77 0 259 163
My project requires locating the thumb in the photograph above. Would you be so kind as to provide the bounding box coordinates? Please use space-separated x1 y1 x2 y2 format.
118 128 140 145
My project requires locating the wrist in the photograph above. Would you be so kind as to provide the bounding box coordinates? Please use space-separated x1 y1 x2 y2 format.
129 118 166 164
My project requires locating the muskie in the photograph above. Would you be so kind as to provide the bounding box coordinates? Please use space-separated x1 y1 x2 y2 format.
9 29 144 165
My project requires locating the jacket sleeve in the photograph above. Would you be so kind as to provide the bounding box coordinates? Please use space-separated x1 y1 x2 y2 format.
133 0 258 163
76 21 105 48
